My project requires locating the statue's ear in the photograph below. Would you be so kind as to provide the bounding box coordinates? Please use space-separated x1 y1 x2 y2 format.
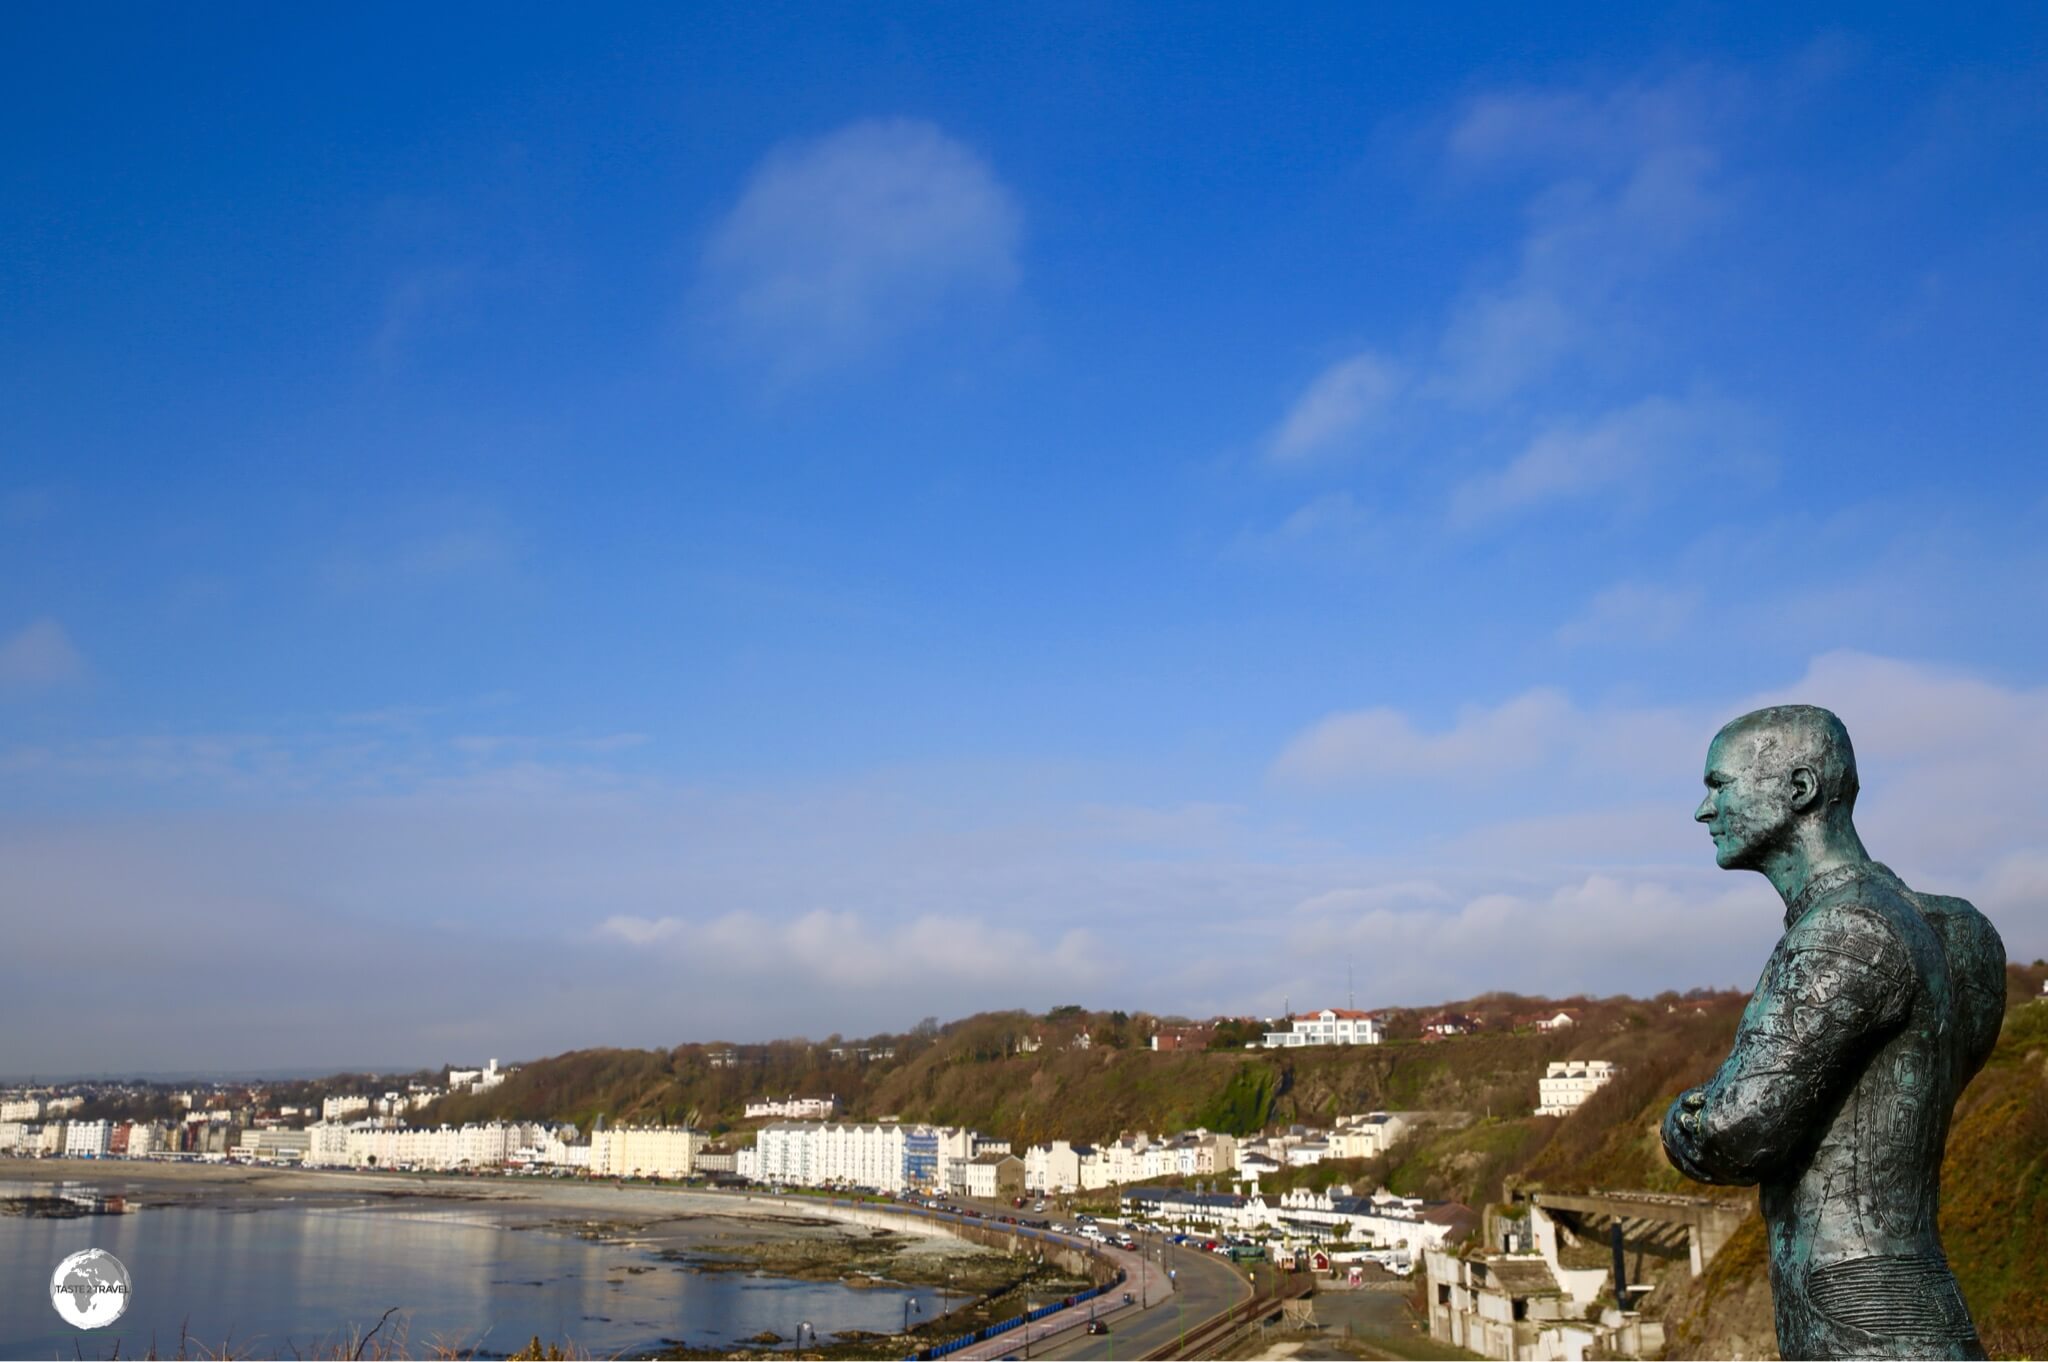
1787 765 1821 812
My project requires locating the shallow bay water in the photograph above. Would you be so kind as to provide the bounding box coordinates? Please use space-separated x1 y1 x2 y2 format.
0 1178 926 1358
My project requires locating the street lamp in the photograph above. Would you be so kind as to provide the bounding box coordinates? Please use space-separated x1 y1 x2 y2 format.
1171 1268 1182 1355
902 1297 920 1335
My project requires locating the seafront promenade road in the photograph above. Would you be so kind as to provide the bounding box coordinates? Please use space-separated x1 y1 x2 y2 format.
824 1194 1252 1362
928 1226 1249 1362
1033 1231 1251 1361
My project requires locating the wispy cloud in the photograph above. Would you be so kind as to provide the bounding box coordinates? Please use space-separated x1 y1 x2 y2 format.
3 650 2045 1070
0 618 87 693
1433 71 1737 403
372 260 487 368
319 510 520 594
1555 580 1702 647
700 118 1023 379
1266 352 1403 462
1272 687 1586 785
1450 393 1764 524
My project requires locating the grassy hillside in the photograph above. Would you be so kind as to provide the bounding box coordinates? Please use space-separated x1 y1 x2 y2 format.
421 993 1743 1151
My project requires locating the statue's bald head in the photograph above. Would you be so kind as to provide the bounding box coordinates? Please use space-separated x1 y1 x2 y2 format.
1697 705 1864 876
1715 705 1860 822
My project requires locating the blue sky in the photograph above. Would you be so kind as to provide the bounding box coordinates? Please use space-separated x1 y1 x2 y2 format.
4 6 2047 1073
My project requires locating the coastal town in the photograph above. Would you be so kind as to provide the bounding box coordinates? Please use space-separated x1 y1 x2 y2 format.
0 1006 1620 1191
11 977 2048 1360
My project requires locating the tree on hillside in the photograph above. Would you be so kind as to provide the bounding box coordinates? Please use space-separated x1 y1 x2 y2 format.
1209 1018 1265 1050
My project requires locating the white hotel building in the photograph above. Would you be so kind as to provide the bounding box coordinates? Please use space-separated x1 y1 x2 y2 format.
1535 1060 1621 1117
1263 1008 1385 1049
751 1121 981 1194
304 1121 553 1171
592 1126 704 1179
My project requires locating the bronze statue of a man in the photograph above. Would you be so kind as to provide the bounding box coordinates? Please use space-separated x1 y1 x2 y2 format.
1662 705 2005 1360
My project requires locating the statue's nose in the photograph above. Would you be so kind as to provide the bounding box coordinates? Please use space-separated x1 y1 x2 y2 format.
1693 794 1715 823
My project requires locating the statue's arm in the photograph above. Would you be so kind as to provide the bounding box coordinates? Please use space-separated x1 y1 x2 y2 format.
1661 903 1911 1185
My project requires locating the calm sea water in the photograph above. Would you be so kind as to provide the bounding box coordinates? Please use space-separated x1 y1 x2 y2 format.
0 1180 926 1359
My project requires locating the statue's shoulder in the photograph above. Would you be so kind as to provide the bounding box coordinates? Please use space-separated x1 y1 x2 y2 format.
1901 883 2006 969
1783 875 1916 979
1893 877 2008 1076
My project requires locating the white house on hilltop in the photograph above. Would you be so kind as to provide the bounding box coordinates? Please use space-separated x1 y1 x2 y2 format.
1263 1008 1384 1049
1535 1060 1620 1117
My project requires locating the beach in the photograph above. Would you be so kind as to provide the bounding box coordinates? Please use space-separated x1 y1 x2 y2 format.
3 1159 1077 1358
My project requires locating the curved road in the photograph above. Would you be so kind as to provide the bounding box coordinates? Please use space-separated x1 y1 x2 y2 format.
1034 1228 1251 1361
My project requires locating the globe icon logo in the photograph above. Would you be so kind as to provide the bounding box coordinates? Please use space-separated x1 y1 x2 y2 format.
49 1248 131 1329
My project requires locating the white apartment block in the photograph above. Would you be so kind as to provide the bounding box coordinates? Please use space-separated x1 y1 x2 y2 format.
0 1097 44 1122
1263 1008 1385 1049
1536 1060 1621 1117
308 1122 353 1166
303 1121 551 1171
592 1126 704 1178
323 1094 371 1121
64 1120 112 1157
233 1129 312 1162
743 1095 839 1120
750 1121 979 1194
0 1120 28 1151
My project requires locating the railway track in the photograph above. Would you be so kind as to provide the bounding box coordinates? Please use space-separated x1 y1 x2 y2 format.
1140 1273 1314 1361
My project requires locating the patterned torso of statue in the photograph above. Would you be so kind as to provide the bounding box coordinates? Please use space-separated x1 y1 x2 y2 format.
1664 862 2005 1359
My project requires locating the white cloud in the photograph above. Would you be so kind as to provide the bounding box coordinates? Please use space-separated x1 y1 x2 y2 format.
1253 69 1745 502
0 618 87 692
1272 652 2048 946
1266 352 1403 462
1450 394 1761 524
701 118 1022 377
1286 871 1781 1005
1435 71 1740 403
6 650 2045 1071
320 511 520 594
1272 688 1579 785
1556 581 1702 646
1447 71 1735 175
597 909 1107 990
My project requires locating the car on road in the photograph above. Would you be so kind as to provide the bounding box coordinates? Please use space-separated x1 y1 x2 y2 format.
1086 1321 1110 1336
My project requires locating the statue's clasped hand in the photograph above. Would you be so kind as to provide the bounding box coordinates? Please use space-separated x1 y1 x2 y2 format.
1677 1087 1707 1134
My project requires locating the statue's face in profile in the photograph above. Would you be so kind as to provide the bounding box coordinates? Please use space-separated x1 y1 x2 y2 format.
1695 727 1795 871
